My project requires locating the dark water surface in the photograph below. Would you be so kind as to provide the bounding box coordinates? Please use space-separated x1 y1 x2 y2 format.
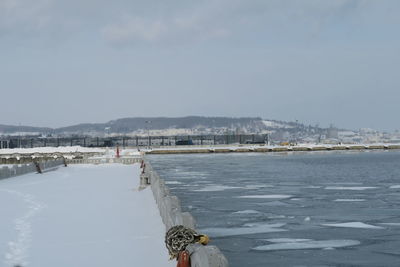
148 151 400 267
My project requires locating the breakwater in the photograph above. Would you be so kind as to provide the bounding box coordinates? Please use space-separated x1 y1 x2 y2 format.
145 144 400 155
0 159 65 180
142 160 228 267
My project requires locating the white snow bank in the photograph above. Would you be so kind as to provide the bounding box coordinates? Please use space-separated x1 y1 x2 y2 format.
200 223 286 238
322 222 384 229
252 239 360 251
0 164 174 267
0 146 105 155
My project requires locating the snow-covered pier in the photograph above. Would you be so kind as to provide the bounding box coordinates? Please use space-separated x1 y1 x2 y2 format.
0 163 175 267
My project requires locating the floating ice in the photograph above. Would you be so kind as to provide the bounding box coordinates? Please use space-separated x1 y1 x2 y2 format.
264 238 312 243
252 239 360 251
243 184 274 189
256 200 292 207
237 195 292 199
200 223 286 237
379 223 400 226
232 210 260 214
193 185 240 192
334 199 366 202
389 185 400 189
322 222 384 229
325 186 378 190
165 181 182 185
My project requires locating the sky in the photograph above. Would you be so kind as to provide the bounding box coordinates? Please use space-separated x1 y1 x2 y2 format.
1 0 399 131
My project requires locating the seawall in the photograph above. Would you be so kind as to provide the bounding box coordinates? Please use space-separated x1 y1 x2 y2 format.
143 160 229 267
0 159 65 180
145 144 400 155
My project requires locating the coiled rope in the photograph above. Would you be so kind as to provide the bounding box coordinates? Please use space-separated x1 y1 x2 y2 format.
165 225 208 260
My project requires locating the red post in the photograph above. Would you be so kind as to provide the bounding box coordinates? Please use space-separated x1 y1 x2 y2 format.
116 145 120 158
176 251 190 267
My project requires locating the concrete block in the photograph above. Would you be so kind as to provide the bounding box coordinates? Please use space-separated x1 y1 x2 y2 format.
187 244 229 267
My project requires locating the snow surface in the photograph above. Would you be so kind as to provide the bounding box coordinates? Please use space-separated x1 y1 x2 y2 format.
0 164 174 267
0 146 105 155
322 222 384 229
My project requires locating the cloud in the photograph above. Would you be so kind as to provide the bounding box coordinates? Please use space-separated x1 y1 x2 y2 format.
99 0 366 45
102 16 167 43
101 10 232 45
1 0 399 45
0 0 52 33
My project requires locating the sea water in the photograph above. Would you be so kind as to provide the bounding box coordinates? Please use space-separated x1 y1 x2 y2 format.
149 150 400 266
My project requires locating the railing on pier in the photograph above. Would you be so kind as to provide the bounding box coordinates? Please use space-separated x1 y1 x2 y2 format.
0 134 269 149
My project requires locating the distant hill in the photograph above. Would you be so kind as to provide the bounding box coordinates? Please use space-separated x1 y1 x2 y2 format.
55 116 266 134
0 124 53 135
0 116 312 136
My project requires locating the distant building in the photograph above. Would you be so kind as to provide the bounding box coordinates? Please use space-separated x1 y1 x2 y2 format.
0 140 9 149
327 125 339 139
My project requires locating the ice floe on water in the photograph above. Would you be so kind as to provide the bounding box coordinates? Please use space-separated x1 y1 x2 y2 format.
264 238 312 243
325 186 378 190
237 195 292 199
334 199 366 202
192 185 241 192
378 223 400 226
242 184 274 190
232 210 261 214
252 238 360 251
389 185 400 189
165 181 182 185
256 201 292 207
322 222 384 229
200 223 286 237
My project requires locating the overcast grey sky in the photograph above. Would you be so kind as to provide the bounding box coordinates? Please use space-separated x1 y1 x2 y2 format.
1 0 399 131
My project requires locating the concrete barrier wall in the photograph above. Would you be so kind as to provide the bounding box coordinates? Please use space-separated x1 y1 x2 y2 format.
144 160 228 267
0 159 64 180
146 144 400 155
68 157 141 165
